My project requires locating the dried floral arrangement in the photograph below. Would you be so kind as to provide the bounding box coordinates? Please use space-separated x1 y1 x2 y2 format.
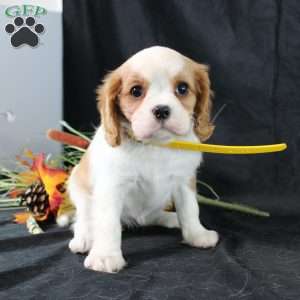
0 122 270 234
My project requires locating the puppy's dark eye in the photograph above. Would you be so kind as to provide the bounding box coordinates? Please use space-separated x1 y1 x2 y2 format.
176 82 189 96
130 85 143 98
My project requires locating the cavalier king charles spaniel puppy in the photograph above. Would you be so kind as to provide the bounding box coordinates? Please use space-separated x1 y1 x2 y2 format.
68 46 219 273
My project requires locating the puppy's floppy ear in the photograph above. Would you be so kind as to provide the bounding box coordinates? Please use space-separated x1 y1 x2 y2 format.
97 70 122 147
193 63 215 142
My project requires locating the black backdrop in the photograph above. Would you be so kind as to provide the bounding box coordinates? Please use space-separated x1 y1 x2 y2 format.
64 0 300 215
2 1 300 299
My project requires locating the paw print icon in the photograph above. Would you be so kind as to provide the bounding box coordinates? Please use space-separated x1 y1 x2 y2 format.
5 17 45 47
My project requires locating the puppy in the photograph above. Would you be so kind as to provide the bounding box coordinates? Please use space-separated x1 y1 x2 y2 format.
68 46 219 273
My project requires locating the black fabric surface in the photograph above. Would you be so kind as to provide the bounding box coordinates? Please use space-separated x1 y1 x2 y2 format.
2 0 300 299
1 210 300 299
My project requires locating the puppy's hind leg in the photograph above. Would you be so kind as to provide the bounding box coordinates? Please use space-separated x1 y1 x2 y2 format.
142 210 180 229
68 168 93 254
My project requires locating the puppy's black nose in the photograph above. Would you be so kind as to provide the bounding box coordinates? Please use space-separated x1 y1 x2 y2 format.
152 105 171 121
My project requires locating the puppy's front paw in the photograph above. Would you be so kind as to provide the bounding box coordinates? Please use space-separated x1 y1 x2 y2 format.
184 229 219 249
84 252 126 273
69 237 92 254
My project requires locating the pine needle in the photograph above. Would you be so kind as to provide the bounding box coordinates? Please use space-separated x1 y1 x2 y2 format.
60 120 91 142
197 194 270 217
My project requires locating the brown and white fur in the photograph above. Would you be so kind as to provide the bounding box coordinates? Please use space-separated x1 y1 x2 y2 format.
68 46 219 273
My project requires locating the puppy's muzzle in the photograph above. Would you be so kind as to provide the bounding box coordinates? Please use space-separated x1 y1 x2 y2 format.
152 105 171 121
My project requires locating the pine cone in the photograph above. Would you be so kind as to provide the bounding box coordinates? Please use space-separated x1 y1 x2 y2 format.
20 181 50 218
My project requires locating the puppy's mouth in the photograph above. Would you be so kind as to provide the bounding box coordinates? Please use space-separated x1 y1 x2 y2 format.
141 127 175 143
121 106 192 143
132 121 191 143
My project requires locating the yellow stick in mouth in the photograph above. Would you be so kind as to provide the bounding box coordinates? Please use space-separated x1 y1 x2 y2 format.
48 127 287 155
161 141 287 154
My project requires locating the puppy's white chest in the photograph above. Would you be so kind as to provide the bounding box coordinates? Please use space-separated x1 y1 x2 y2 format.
121 171 174 223
90 130 202 224
120 146 201 223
